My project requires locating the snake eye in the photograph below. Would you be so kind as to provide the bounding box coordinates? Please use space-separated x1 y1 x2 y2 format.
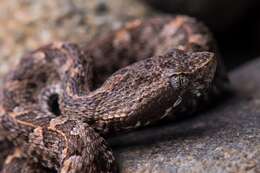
170 75 189 90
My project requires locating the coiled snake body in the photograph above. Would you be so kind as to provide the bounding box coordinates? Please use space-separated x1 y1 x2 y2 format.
0 16 229 173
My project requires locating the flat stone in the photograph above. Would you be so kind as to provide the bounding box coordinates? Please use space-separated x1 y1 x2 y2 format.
111 58 260 173
0 0 152 85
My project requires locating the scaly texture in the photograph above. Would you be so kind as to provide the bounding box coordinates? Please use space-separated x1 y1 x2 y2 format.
0 16 229 173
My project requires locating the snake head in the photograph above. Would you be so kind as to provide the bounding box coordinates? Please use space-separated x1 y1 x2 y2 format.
169 51 217 98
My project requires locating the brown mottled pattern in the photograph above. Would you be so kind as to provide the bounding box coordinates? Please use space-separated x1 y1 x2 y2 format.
0 16 229 172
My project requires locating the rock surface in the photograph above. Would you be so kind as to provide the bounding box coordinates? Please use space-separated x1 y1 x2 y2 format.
0 0 152 85
111 58 260 173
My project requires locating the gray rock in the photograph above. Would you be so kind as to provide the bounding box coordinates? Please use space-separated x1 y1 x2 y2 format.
111 58 260 173
142 0 258 32
0 0 152 85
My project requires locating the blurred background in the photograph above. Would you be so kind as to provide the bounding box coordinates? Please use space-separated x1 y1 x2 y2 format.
0 0 259 83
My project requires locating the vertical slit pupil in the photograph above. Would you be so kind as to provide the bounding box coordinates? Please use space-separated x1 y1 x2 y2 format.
48 94 61 116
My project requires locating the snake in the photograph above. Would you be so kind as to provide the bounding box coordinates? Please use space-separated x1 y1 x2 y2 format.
0 15 229 173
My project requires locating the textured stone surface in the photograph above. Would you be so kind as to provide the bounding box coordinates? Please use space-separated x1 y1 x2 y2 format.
111 58 260 173
143 0 258 32
0 0 152 85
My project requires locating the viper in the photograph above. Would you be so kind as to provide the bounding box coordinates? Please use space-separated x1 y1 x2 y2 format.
0 16 229 173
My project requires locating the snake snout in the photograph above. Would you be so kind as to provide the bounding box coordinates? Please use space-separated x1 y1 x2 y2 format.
188 52 218 96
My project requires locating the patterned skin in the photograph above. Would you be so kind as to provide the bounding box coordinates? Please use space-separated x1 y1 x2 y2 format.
0 16 229 173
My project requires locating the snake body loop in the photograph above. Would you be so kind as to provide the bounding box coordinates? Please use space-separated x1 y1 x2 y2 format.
0 16 229 173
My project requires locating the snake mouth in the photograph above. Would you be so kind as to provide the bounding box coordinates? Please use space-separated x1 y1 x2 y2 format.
47 93 61 116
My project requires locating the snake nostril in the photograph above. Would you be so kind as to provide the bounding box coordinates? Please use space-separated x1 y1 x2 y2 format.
47 94 61 116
